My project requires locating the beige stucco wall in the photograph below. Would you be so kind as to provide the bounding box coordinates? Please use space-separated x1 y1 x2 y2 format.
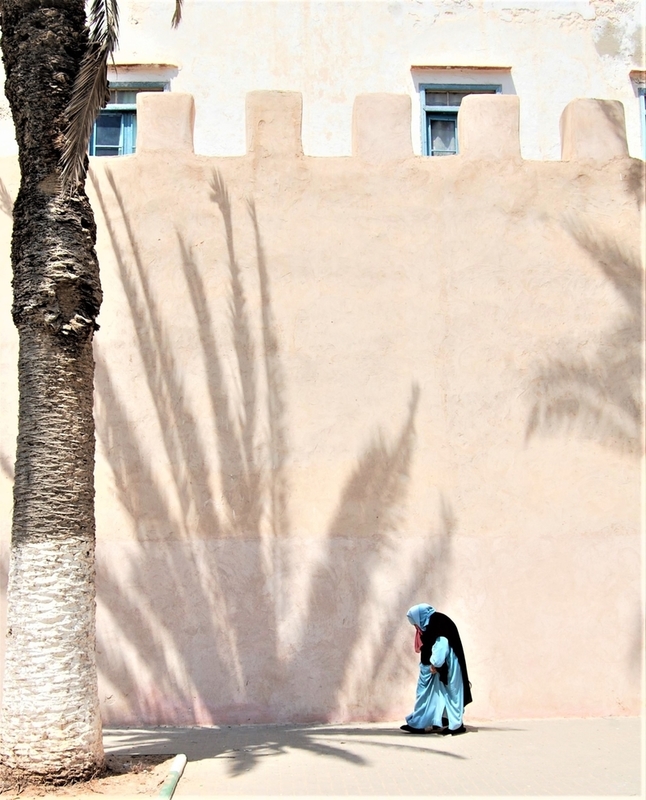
0 91 643 725
0 1 645 159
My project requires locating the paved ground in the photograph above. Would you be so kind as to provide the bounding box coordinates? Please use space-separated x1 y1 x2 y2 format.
104 716 643 797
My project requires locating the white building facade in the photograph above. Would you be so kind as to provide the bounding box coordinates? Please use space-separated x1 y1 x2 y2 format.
1 0 644 160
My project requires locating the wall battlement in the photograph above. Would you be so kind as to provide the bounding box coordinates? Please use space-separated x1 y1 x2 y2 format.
134 91 631 162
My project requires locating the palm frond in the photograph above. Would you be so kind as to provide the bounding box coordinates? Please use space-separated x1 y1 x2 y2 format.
60 0 119 192
172 0 184 28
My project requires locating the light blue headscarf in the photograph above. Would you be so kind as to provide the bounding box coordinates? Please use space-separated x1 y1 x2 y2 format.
407 603 436 631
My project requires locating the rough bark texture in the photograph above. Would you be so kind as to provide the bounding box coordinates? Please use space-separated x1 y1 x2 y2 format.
0 0 104 781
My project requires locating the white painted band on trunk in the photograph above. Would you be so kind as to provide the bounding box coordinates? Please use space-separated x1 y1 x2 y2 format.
1 538 103 775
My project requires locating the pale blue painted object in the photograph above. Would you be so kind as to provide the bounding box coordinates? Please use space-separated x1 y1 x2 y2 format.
405 603 465 731
405 636 465 731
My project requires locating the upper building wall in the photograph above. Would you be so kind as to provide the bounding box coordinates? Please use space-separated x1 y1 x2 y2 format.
0 0 644 159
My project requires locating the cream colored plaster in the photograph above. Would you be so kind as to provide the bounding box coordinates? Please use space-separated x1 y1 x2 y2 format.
0 92 643 725
136 92 196 151
352 94 413 161
457 94 521 159
560 97 630 159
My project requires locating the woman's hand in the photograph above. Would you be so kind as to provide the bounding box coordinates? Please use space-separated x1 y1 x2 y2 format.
430 665 438 674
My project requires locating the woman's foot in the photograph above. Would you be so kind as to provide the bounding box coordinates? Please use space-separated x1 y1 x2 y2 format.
441 724 467 736
400 724 427 734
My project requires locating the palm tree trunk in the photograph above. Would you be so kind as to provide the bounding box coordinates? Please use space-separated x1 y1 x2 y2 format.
0 0 104 781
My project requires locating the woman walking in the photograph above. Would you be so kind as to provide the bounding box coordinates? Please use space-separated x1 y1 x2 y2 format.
401 603 472 735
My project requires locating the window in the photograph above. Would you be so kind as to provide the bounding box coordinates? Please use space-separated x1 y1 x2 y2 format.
420 84 502 156
629 71 646 160
640 88 646 159
90 83 165 157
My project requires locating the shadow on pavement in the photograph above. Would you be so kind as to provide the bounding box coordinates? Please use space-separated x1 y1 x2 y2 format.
103 723 485 774
466 724 526 732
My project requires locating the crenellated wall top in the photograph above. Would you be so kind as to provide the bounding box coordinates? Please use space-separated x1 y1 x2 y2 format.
134 90 632 164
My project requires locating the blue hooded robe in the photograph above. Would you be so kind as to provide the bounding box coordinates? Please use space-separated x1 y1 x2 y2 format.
405 604 470 731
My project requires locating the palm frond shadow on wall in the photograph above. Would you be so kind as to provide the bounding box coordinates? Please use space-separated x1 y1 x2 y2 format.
526 168 644 457
90 168 453 726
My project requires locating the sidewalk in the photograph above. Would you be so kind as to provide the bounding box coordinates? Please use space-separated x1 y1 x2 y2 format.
104 716 642 796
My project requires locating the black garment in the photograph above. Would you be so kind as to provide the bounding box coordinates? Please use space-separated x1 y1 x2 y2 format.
419 611 472 707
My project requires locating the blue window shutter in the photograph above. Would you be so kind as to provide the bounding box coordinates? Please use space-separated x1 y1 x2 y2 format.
122 112 136 155
89 82 166 158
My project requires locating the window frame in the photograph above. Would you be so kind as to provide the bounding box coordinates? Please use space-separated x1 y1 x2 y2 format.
639 88 646 160
420 83 502 156
89 81 167 157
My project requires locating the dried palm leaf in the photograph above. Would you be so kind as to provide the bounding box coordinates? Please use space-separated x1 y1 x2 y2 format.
172 0 184 28
61 0 120 192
